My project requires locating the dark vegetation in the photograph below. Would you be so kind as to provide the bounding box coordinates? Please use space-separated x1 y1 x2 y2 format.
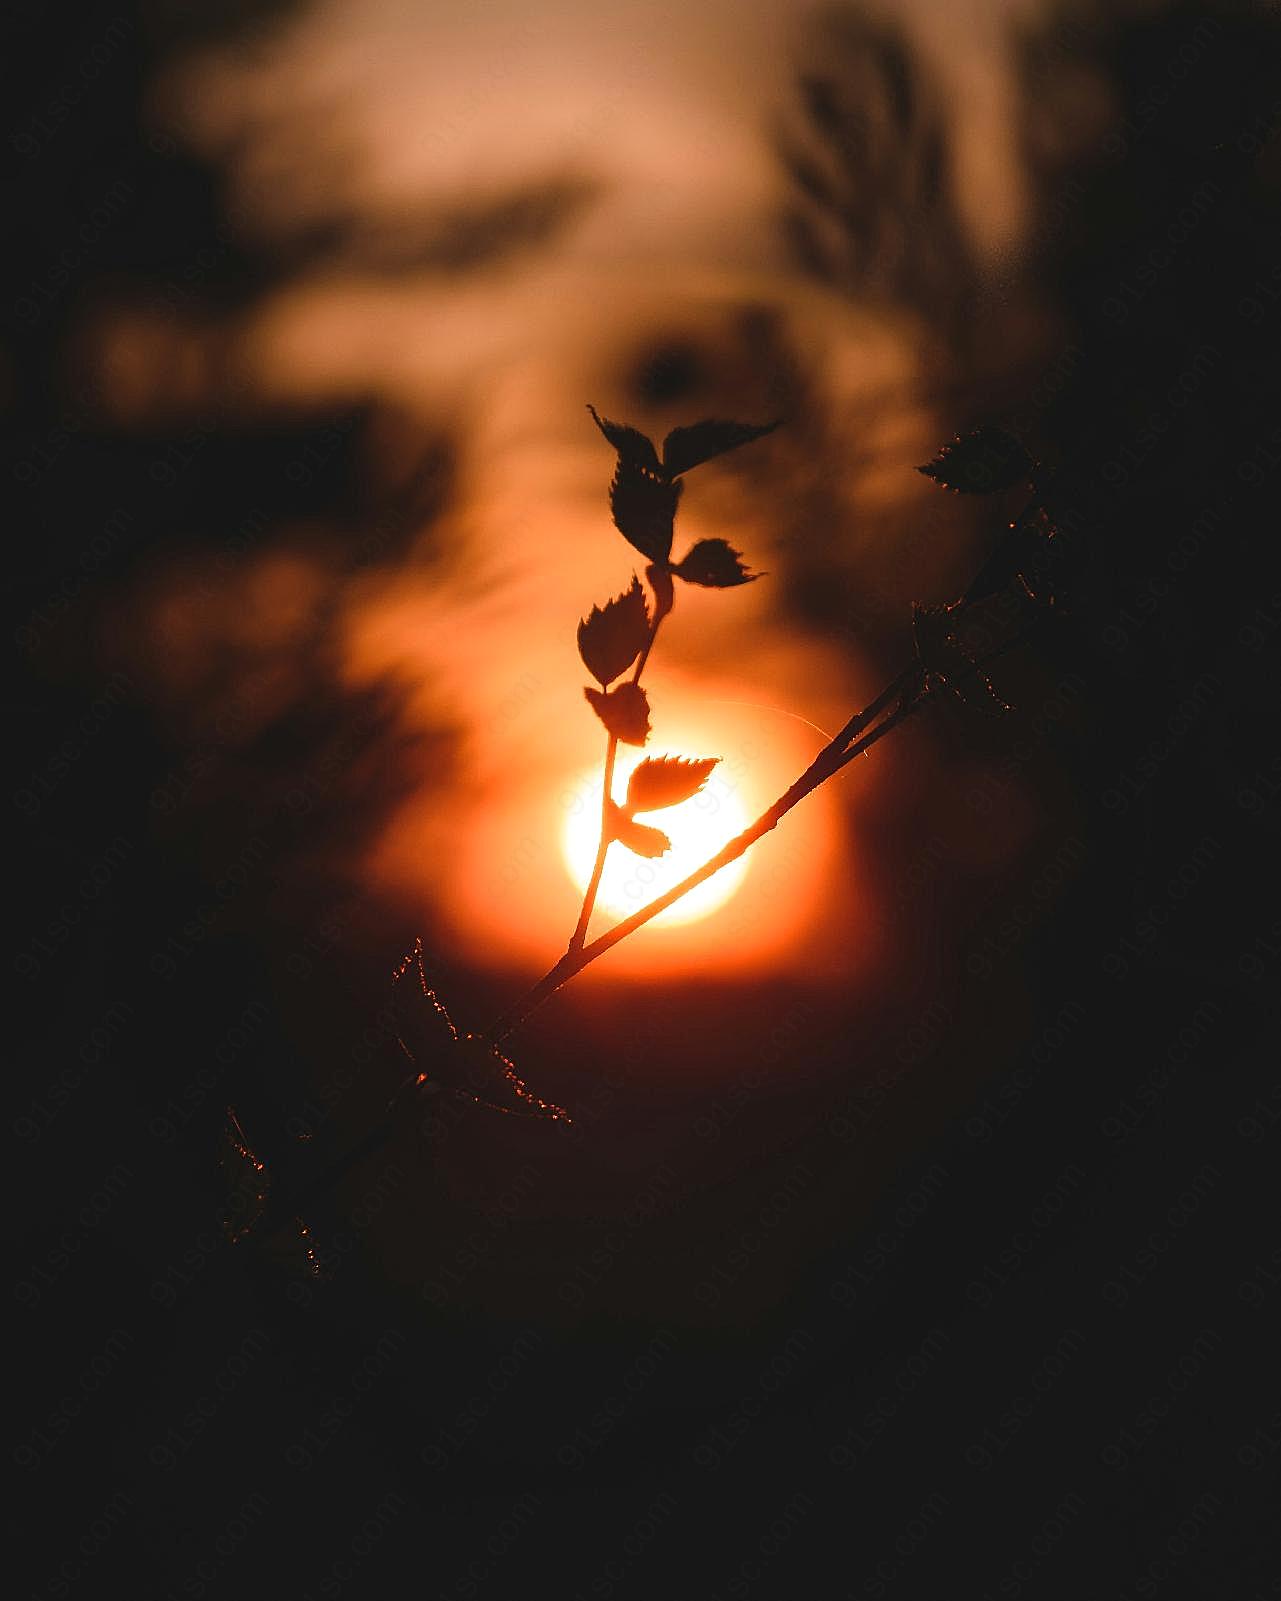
10 1 1279 1594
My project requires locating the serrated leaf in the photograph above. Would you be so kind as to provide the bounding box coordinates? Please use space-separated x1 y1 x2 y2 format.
577 576 650 686
608 458 682 563
390 937 458 1065
672 538 759 587
626 755 719 813
661 417 780 477
586 404 661 474
917 426 1033 494
388 943 570 1121
584 681 651 745
420 1036 570 1120
610 807 671 859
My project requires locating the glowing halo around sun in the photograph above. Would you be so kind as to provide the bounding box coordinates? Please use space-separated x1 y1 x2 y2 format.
392 684 852 976
561 747 750 927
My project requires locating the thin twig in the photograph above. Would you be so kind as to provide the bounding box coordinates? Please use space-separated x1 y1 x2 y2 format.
568 733 617 952
630 611 663 684
566 612 665 953
823 664 922 757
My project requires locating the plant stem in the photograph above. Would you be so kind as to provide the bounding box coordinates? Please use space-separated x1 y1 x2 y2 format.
568 734 617 952
630 612 663 684
566 613 666 954
816 665 921 773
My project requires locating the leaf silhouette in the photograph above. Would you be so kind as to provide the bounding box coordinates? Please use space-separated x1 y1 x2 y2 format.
589 407 778 562
389 941 570 1121
672 538 759 587
586 404 661 474
917 427 1033 494
390 937 458 1068
437 1035 571 1120
608 458 682 563
626 755 719 812
584 681 651 745
609 804 671 859
577 576 650 686
661 418 780 477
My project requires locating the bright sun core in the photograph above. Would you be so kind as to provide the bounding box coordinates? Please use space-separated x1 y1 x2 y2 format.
561 748 750 926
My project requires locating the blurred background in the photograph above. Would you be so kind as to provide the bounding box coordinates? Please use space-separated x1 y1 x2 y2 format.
10 0 1279 1593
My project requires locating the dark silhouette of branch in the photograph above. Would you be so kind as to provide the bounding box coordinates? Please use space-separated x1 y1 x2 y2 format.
229 414 1052 1238
485 413 1049 1042
568 606 666 952
568 732 619 954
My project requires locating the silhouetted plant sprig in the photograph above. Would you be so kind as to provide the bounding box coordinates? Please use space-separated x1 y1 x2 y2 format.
567 406 778 952
388 937 571 1122
226 414 1062 1256
484 415 1058 1043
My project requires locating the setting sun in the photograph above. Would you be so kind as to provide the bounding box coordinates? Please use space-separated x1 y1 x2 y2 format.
561 747 750 927
410 687 846 974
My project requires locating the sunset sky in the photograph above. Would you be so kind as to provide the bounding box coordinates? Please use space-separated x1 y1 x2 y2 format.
69 0 1089 984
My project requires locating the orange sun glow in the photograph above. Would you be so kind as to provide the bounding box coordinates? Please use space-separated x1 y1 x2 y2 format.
561 747 750 926
391 682 851 977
